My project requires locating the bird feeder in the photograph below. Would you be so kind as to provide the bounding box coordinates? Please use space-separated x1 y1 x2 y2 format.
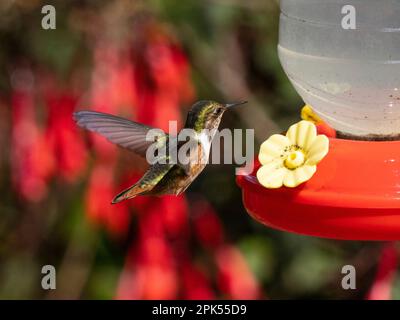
237 0 400 240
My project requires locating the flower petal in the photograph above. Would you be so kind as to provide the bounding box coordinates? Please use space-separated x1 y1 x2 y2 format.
306 135 329 165
283 165 316 188
256 162 287 189
258 134 291 165
286 120 317 150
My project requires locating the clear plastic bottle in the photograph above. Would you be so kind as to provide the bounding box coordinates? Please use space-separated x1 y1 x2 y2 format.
278 0 400 138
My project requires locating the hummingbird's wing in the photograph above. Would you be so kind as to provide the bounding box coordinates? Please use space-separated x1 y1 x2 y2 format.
74 111 193 176
73 111 167 157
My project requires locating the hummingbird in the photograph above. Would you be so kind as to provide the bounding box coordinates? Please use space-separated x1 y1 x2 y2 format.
73 100 247 203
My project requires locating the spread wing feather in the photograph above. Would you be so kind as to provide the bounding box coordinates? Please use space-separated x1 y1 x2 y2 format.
73 111 167 157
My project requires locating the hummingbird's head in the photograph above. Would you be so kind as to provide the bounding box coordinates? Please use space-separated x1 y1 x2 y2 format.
186 100 247 132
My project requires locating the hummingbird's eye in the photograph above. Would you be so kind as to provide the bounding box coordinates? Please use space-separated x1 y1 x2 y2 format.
213 108 222 116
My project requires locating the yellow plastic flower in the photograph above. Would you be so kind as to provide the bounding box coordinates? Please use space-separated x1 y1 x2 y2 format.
257 120 329 189
301 105 323 124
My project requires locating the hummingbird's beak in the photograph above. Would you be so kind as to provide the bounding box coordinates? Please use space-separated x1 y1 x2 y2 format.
225 101 248 109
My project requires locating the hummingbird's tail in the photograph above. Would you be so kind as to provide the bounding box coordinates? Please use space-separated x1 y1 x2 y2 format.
111 183 152 204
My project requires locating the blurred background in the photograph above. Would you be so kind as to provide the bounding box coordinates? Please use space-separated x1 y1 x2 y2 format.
0 0 398 299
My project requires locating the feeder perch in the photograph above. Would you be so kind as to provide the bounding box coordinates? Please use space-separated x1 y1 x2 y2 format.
237 131 400 241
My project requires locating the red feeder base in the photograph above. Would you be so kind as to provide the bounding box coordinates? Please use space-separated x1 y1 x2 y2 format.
237 138 400 241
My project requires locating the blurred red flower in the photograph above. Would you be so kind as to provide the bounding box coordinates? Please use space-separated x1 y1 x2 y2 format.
45 92 87 182
215 245 261 300
181 260 215 300
116 234 178 300
366 243 398 300
11 76 55 202
11 69 88 201
85 163 130 238
192 199 225 249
